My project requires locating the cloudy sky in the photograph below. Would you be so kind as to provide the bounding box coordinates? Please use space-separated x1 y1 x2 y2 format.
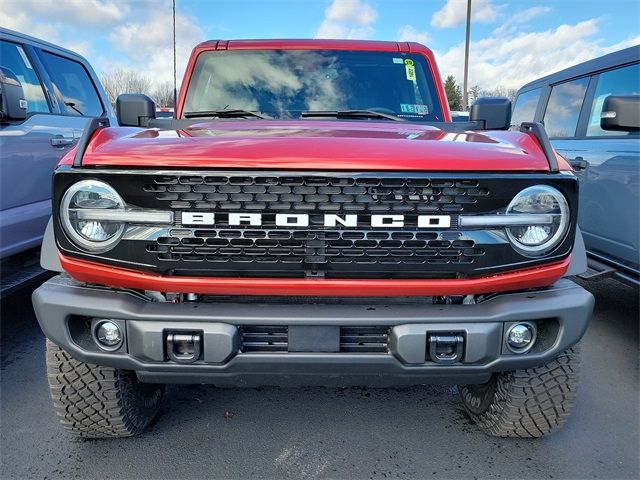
2 0 638 91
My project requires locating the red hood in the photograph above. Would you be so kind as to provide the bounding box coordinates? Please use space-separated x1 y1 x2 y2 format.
80 120 555 171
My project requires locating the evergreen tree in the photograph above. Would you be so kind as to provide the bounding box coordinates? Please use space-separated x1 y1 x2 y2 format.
444 75 463 111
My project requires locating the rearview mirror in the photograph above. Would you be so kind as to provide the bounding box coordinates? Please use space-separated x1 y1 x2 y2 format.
601 95 640 132
116 93 156 127
0 67 27 122
470 97 512 130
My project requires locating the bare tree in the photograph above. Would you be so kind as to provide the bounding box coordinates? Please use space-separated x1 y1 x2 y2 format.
101 68 152 105
151 81 175 108
480 86 518 103
469 84 482 104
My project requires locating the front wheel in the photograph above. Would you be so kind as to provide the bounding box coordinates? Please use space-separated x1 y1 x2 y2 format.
46 339 165 438
459 344 581 438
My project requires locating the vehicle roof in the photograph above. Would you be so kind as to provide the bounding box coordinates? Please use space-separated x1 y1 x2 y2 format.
194 38 432 53
519 45 639 91
0 27 88 62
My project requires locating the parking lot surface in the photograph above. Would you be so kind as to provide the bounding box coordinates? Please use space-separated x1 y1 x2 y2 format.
1 278 638 479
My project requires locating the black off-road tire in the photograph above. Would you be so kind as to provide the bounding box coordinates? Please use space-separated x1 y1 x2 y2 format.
459 344 581 438
46 339 165 438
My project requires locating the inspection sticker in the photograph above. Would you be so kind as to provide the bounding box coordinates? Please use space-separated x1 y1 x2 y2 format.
392 57 404 64
405 64 416 81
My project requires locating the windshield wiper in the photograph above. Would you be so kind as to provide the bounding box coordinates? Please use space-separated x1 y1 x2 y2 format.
183 109 271 119
65 101 83 116
300 109 405 122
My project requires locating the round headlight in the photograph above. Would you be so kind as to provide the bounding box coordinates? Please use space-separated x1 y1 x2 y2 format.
506 185 569 256
60 180 126 252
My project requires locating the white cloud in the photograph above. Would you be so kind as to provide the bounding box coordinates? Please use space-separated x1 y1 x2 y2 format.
105 5 205 88
513 6 552 24
0 0 125 28
431 0 498 28
0 0 205 88
435 17 640 91
316 0 377 39
396 25 430 45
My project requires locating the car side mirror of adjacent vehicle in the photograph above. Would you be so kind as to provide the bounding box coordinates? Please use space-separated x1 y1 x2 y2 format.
0 67 27 122
116 93 156 127
600 95 640 132
470 97 512 130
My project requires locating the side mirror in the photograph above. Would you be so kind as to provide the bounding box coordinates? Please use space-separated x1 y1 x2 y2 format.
116 93 155 127
470 97 512 130
0 67 27 121
600 95 639 132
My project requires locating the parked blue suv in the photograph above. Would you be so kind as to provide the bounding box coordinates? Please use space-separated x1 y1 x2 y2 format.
512 46 640 286
0 28 115 292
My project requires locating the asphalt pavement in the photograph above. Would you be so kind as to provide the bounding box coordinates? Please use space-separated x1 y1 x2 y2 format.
1 278 638 480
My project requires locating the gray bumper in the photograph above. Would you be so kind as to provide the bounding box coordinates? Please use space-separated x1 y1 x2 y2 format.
32 275 594 386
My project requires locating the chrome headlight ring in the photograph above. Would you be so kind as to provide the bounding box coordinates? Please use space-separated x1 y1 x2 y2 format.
60 180 126 253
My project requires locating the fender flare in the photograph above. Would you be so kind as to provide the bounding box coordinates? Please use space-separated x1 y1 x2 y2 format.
566 226 588 276
40 218 63 272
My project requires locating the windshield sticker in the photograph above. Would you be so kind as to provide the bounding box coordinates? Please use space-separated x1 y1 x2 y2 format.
405 64 416 81
400 104 429 115
404 59 414 66
392 58 404 64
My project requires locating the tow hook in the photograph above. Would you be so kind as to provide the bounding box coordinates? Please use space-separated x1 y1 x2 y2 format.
166 332 203 364
428 333 464 364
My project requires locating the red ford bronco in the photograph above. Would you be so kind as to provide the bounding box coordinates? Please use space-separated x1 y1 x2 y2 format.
33 39 594 438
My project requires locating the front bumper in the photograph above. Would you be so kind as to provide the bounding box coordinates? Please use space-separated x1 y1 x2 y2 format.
32 275 594 387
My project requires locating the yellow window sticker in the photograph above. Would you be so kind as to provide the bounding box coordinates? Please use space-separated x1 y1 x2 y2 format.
404 59 414 66
405 64 416 81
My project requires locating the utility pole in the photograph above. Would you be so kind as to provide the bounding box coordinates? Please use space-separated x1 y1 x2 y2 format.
173 0 177 108
463 0 471 111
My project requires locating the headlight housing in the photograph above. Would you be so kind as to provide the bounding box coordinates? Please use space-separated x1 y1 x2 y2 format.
60 180 126 252
506 185 570 256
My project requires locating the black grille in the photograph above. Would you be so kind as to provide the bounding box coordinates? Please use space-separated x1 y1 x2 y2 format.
150 230 484 267
241 326 288 352
340 326 389 353
53 170 578 279
146 174 487 274
148 174 489 213
239 325 389 353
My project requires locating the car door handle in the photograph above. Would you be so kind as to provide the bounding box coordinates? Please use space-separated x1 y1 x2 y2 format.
569 156 589 170
50 136 75 147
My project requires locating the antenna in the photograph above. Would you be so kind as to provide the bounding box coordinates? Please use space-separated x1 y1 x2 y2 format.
173 0 177 108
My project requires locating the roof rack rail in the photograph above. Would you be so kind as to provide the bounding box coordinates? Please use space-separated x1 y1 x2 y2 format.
519 122 559 172
73 117 110 167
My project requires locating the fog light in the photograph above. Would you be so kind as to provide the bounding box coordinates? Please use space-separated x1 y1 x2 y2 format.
95 320 122 350
506 322 536 353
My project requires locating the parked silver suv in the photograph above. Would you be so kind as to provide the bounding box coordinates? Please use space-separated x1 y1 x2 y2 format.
0 28 115 292
512 46 639 286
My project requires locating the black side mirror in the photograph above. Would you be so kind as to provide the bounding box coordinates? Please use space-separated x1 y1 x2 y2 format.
116 94 156 127
470 97 512 130
601 95 640 132
0 67 27 121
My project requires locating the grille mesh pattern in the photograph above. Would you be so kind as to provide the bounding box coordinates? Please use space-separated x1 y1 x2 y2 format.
149 230 485 266
146 175 489 213
145 174 487 269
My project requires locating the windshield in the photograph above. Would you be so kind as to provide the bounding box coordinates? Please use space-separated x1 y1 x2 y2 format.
183 50 444 122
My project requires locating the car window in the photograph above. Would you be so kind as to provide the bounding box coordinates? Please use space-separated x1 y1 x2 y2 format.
38 51 103 117
184 50 445 121
511 88 542 127
0 40 49 113
586 63 640 136
543 77 589 138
